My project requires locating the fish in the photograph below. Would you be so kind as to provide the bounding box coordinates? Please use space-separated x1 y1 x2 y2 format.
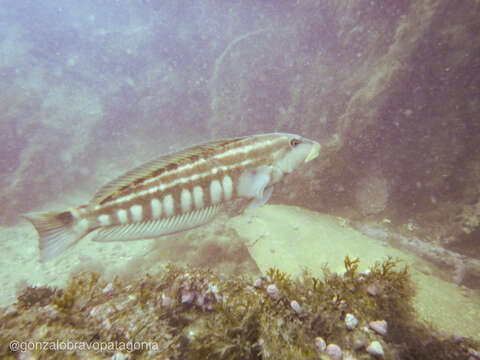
24 133 321 262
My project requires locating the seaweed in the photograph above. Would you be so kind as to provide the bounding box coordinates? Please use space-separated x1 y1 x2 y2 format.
266 268 290 284
343 255 360 279
52 271 101 316
0 257 477 360
17 286 57 308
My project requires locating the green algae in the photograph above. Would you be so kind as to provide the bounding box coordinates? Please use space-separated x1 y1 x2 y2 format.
1 257 477 360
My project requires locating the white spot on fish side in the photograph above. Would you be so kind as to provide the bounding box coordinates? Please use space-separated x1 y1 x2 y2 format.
130 204 143 222
74 218 90 235
222 175 233 200
193 186 204 209
117 209 128 224
181 189 192 213
211 167 218 174
151 198 162 219
98 214 111 226
210 180 222 204
163 194 174 216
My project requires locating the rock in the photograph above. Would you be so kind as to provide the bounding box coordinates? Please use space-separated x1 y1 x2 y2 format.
367 284 379 296
102 318 111 330
181 290 195 304
468 347 480 359
369 320 388 336
453 262 466 285
454 335 464 343
3 304 17 317
353 338 366 351
366 341 384 357
290 300 302 314
16 351 35 360
266 284 280 300
345 313 358 330
161 294 175 307
102 283 115 295
253 278 264 288
314 336 326 351
111 352 132 360
326 343 343 360
353 332 368 351
338 299 348 310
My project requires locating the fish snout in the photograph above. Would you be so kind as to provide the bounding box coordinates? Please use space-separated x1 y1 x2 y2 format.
304 141 321 163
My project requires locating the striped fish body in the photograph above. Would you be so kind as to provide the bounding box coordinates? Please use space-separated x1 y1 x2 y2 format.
25 133 320 262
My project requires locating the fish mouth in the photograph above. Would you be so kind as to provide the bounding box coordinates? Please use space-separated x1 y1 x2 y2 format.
304 142 321 163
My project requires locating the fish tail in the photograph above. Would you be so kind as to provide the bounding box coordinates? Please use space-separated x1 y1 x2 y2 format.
24 209 90 262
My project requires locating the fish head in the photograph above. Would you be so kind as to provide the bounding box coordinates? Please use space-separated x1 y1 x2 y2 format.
270 133 321 175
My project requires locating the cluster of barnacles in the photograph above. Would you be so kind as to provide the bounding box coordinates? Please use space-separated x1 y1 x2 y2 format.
163 272 223 311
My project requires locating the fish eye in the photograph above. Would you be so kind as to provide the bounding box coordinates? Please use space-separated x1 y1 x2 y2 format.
290 138 301 147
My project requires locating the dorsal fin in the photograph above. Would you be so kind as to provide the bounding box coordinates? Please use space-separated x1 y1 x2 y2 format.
90 139 236 205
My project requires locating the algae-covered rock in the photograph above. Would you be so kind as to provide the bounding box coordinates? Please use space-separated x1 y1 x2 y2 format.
229 204 480 340
0 259 477 359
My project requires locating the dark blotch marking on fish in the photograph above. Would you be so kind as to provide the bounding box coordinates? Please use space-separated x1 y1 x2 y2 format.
187 154 200 163
151 162 178 177
56 211 74 225
151 168 163 177
132 178 144 186
165 163 178 172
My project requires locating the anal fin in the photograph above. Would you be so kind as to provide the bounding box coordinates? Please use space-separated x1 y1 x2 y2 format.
92 205 221 242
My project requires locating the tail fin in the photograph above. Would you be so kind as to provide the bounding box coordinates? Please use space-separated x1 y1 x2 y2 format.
23 210 90 262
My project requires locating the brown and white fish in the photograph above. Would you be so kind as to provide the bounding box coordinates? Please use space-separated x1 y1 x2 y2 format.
25 133 320 262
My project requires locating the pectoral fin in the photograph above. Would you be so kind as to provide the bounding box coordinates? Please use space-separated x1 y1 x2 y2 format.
238 166 274 210
247 186 274 210
237 166 271 198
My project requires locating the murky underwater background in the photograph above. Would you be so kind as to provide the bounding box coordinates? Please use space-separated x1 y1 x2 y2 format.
1 0 480 359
